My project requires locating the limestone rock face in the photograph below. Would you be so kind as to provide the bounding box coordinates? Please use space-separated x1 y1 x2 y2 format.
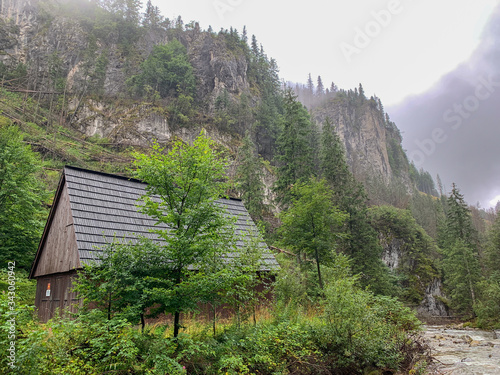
187 32 250 110
0 0 38 65
377 230 448 318
417 278 449 318
313 100 411 188
379 234 405 270
0 0 250 105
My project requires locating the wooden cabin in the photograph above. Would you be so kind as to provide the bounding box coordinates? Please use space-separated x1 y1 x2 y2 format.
29 166 278 322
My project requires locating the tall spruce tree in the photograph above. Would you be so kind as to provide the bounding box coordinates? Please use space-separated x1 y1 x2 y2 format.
319 118 391 294
273 89 315 206
316 76 324 97
441 184 481 315
320 118 349 192
236 133 267 221
442 184 477 248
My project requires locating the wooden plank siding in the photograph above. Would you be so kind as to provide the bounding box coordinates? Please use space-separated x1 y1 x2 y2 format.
35 271 80 322
33 180 80 277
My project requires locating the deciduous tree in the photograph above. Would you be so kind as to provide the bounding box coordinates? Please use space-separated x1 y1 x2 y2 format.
0 123 47 270
132 133 236 337
278 178 347 289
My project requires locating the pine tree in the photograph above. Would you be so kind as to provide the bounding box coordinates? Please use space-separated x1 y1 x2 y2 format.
445 183 476 246
142 0 163 28
441 184 481 315
316 76 324 97
485 214 500 273
358 83 365 100
436 174 444 197
319 118 391 294
307 74 314 92
274 89 315 206
242 25 248 43
251 35 259 56
320 118 349 191
236 133 267 221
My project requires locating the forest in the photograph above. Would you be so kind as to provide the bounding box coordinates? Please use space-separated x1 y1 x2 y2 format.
1 0 500 373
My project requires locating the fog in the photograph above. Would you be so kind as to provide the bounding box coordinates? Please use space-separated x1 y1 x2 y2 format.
387 5 500 208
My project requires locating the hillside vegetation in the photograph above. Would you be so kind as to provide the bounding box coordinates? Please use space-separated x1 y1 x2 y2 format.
0 0 499 373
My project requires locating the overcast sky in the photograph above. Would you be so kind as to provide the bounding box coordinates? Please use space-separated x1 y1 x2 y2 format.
152 0 500 207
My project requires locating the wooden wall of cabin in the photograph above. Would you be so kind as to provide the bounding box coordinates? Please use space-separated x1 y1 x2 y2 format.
35 271 81 323
33 181 80 278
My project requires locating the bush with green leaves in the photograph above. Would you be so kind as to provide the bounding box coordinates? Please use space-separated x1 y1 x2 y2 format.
0 124 49 270
0 273 36 373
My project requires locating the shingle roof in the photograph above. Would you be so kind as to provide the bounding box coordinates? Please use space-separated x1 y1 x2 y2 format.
64 166 278 270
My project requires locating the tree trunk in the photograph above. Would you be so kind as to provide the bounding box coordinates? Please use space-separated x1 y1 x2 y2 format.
315 248 323 290
173 311 180 338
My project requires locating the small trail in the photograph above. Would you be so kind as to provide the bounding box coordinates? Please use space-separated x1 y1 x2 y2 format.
424 325 500 375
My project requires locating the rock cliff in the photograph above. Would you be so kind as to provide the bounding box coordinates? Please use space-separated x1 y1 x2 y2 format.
0 0 408 192
312 96 412 190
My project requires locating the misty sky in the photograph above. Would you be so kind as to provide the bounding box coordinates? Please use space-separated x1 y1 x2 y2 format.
388 5 500 208
152 0 500 207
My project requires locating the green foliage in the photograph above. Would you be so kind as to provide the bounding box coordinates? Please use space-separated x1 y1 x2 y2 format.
167 92 195 127
317 116 393 295
76 238 175 328
235 133 268 221
0 124 48 270
442 184 477 247
368 206 440 304
278 179 347 289
131 133 236 336
409 164 438 196
387 137 408 178
127 39 196 98
474 273 500 328
1 263 423 375
0 276 36 372
2 303 422 374
442 239 481 315
274 251 353 308
410 191 444 239
320 118 350 190
0 62 27 85
274 90 315 206
316 276 419 371
484 211 500 272
438 184 481 316
14 311 142 374
0 270 36 306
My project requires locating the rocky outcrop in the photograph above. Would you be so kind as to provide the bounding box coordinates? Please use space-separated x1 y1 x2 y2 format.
417 278 449 319
379 234 405 270
187 32 250 111
0 0 38 66
0 0 250 106
380 236 448 317
380 234 448 318
313 99 411 188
